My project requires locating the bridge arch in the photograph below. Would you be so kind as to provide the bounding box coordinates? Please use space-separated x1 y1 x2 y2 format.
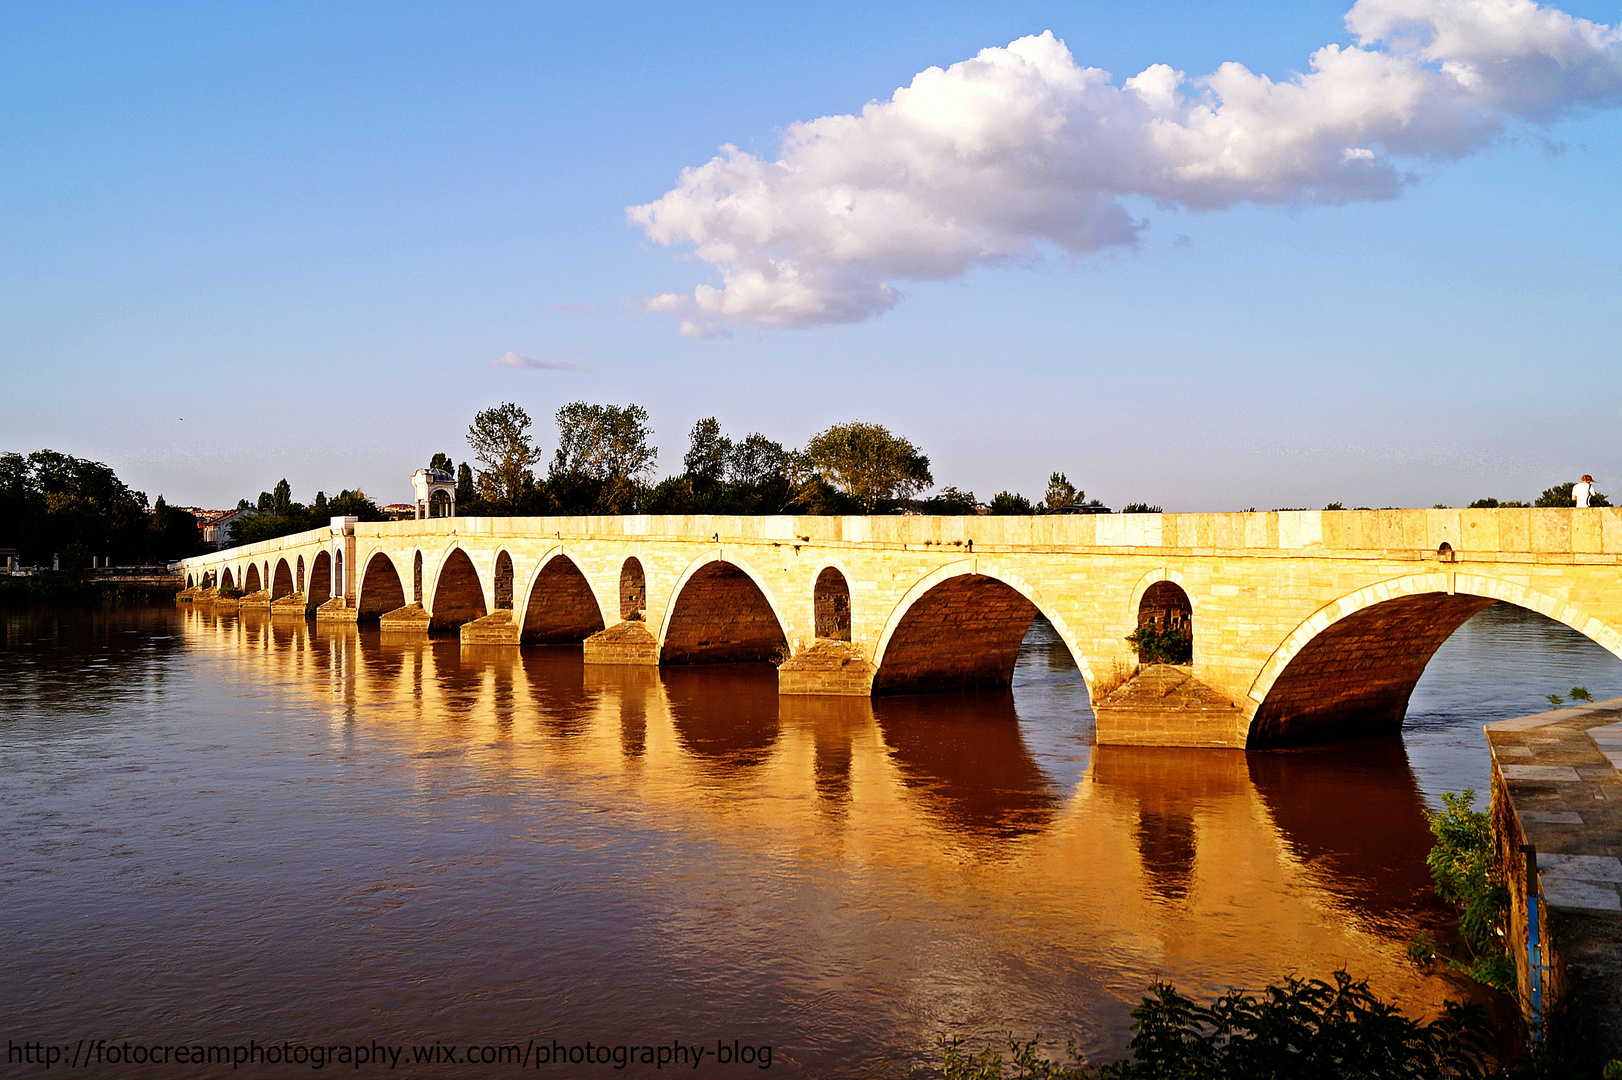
296 555 305 593
271 558 294 600
221 567 235 590
520 551 606 643
493 549 515 611
814 565 852 641
429 546 487 632
185 573 194 589
1246 572 1622 746
619 557 646 621
358 552 407 619
872 560 1091 694
308 550 331 603
243 564 261 593
658 554 789 664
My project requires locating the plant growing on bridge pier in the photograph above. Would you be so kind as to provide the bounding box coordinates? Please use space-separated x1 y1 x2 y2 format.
1125 625 1191 665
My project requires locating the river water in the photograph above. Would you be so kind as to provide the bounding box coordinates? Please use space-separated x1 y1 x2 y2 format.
2 602 1619 1076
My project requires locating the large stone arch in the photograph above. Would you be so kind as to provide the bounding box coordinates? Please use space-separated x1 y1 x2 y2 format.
243 563 261 593
658 554 789 664
520 552 606 644
221 566 236 590
358 552 407 619
308 550 332 606
1245 572 1622 746
271 558 295 600
429 546 487 632
872 560 1091 694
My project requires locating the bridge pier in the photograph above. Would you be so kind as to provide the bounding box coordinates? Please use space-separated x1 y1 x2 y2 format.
315 597 358 622
1093 665 1246 748
583 621 660 665
378 603 431 634
778 641 875 696
460 610 520 646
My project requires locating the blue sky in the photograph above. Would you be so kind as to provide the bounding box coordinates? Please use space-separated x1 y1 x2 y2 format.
3 1 1619 511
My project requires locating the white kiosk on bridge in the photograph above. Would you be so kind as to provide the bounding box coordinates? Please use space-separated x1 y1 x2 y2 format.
411 468 456 520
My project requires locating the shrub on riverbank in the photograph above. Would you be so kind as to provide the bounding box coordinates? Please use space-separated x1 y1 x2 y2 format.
919 971 1496 1078
1423 791 1514 993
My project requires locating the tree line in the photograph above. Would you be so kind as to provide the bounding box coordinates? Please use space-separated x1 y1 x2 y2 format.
446 401 1102 517
0 450 205 567
228 483 386 546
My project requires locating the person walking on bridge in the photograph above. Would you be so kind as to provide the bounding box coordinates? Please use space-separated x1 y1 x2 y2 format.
1574 475 1595 507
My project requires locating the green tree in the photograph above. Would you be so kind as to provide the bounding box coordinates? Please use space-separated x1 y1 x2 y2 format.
148 496 205 561
272 479 292 517
428 452 454 474
1044 472 1079 509
1121 502 1162 514
988 491 1033 514
328 489 384 521
551 402 657 513
455 463 474 504
0 450 151 567
467 402 542 509
552 402 656 483
683 417 730 487
804 422 932 510
922 486 978 514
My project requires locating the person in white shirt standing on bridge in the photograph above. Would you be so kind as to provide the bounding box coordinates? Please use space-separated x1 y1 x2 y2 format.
1574 475 1595 507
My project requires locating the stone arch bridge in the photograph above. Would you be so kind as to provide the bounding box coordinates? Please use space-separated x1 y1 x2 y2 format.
175 508 1622 749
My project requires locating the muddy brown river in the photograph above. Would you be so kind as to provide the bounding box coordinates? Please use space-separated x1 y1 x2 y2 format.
2 602 1618 1076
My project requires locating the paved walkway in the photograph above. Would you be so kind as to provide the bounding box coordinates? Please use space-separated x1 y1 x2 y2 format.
1486 698 1622 1051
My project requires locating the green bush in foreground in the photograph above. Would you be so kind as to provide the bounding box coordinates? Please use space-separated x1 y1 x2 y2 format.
922 971 1496 1079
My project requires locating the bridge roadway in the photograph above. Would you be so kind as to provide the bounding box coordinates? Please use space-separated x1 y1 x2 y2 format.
174 508 1622 749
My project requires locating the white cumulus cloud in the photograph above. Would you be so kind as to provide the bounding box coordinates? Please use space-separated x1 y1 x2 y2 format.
628 0 1622 333
488 351 592 372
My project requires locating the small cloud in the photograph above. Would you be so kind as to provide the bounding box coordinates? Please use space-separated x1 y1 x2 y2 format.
1172 233 1193 248
552 303 601 314
678 319 730 340
488 351 591 373
568 345 583 355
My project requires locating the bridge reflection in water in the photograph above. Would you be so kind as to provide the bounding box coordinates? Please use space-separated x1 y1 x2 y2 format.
137 603 1484 1067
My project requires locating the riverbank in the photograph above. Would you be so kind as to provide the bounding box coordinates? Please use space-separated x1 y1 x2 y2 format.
0 574 183 609
1487 699 1622 1058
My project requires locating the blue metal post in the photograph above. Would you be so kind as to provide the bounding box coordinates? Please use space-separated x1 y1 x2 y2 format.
1522 843 1543 1048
